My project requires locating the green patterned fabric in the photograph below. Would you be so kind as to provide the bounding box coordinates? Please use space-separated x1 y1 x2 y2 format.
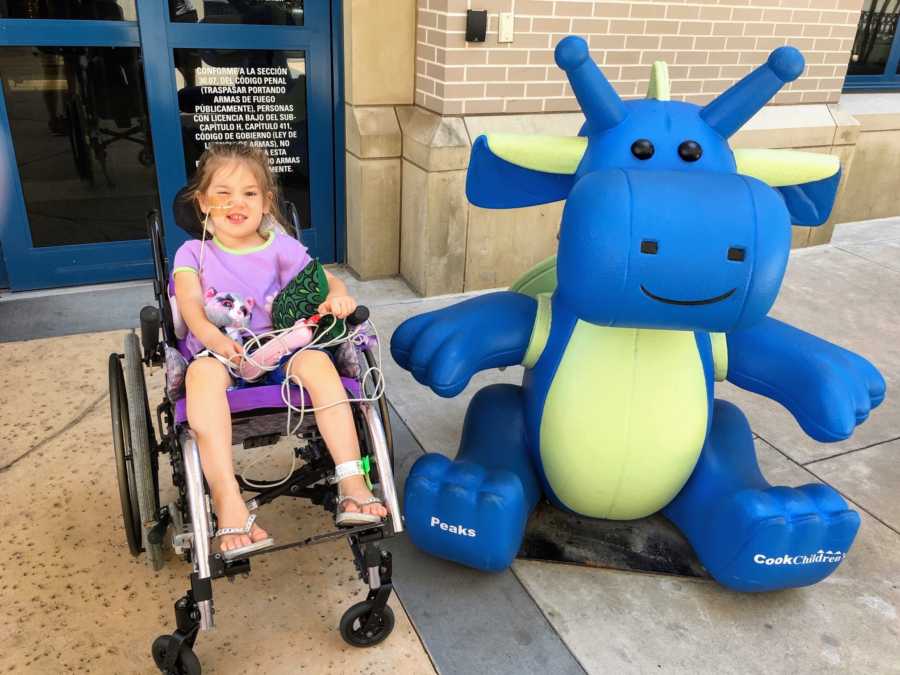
271 259 346 342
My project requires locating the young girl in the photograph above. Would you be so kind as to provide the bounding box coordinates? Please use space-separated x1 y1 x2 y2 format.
173 144 387 558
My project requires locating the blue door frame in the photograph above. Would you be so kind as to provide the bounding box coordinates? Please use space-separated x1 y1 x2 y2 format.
0 2 343 291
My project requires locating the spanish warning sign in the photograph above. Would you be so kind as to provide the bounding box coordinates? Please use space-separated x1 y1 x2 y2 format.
190 64 301 174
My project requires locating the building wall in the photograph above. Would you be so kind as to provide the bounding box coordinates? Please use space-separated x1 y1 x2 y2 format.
342 0 899 297
416 0 863 115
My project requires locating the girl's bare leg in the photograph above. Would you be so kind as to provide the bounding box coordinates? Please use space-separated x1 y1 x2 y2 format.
186 357 269 551
287 350 387 517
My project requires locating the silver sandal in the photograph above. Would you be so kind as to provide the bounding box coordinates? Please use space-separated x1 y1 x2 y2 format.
332 459 386 527
215 513 274 561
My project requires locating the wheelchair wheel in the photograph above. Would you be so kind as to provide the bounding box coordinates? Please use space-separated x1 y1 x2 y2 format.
123 332 164 569
109 353 142 557
339 600 395 647
152 635 201 675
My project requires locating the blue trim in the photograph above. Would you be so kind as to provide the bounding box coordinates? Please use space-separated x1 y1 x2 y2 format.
0 242 8 288
332 0 346 262
167 24 315 50
138 0 190 263
0 19 139 45
305 13 337 263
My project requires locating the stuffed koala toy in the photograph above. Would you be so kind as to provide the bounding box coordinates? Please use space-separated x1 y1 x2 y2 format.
171 287 254 343
202 288 254 343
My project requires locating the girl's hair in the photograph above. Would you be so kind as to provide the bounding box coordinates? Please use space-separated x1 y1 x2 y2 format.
182 143 288 237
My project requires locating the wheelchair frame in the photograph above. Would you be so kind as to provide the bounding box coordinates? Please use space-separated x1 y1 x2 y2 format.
109 207 402 674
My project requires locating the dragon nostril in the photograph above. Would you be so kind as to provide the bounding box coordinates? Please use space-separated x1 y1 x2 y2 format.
631 139 654 160
641 240 658 255
728 246 746 261
678 140 702 162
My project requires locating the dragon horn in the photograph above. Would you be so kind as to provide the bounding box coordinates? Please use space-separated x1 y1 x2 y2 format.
555 36 627 133
700 46 804 138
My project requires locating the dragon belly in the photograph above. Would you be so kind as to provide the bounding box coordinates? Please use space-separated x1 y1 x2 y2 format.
539 323 708 519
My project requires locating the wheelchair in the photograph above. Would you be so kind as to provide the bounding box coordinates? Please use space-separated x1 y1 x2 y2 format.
108 199 402 674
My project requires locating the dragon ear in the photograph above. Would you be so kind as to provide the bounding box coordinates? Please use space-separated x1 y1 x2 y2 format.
733 148 841 226
466 134 588 209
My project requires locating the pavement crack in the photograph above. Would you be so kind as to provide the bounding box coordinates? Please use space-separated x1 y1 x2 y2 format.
802 435 900 466
833 245 900 275
0 392 108 474
755 433 900 537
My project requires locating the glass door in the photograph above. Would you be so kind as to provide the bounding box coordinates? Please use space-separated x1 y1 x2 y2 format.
0 4 159 290
141 0 335 271
0 0 336 290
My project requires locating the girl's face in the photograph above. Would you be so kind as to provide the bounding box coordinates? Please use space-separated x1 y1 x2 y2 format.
198 160 271 243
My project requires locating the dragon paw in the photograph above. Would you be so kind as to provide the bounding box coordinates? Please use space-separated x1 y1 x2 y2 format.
700 484 860 592
403 453 529 571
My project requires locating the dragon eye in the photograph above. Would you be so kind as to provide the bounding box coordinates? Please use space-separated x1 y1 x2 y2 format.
631 139 654 160
678 140 702 162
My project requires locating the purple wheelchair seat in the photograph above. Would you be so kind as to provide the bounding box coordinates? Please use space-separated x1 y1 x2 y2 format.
174 378 362 425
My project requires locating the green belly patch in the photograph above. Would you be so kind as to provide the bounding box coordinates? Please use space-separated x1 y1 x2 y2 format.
539 323 708 520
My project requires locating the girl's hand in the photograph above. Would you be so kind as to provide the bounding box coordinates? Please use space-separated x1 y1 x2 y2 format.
318 295 357 319
207 333 244 363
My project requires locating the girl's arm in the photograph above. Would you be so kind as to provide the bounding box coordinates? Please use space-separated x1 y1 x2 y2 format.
174 271 243 360
319 269 358 319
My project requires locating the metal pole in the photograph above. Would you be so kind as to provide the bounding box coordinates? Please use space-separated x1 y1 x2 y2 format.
181 432 215 630
362 403 403 535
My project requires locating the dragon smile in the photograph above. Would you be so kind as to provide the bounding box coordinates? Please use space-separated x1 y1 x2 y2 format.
640 285 736 306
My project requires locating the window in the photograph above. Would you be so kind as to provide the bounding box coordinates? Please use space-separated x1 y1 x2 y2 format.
845 1 900 90
0 46 158 246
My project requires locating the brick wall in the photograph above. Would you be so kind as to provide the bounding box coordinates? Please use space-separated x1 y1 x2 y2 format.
416 0 864 115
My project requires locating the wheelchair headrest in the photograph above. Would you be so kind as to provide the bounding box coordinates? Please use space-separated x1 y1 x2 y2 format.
173 186 205 239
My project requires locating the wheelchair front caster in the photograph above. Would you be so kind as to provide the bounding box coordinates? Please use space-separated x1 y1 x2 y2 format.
339 601 395 647
152 634 201 675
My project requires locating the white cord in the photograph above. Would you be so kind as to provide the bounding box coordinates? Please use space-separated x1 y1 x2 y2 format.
197 201 232 275
235 315 387 489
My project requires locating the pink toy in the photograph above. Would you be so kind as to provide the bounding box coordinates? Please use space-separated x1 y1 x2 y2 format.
238 319 316 381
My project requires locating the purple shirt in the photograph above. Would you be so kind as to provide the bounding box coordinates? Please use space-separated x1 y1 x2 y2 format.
173 231 311 355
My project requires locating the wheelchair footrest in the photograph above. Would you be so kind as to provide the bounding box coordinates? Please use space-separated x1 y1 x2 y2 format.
226 522 386 561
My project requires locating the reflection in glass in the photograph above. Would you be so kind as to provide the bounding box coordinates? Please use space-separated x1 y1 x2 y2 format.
848 0 899 76
1 1 136 20
175 49 310 228
169 0 303 26
0 47 158 246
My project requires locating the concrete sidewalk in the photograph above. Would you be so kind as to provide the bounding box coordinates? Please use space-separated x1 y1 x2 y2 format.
2 217 899 673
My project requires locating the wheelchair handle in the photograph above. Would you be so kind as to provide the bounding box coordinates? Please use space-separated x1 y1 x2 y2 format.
140 305 161 363
347 305 370 326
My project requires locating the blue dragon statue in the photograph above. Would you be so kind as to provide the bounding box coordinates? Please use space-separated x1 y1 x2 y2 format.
392 36 886 592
